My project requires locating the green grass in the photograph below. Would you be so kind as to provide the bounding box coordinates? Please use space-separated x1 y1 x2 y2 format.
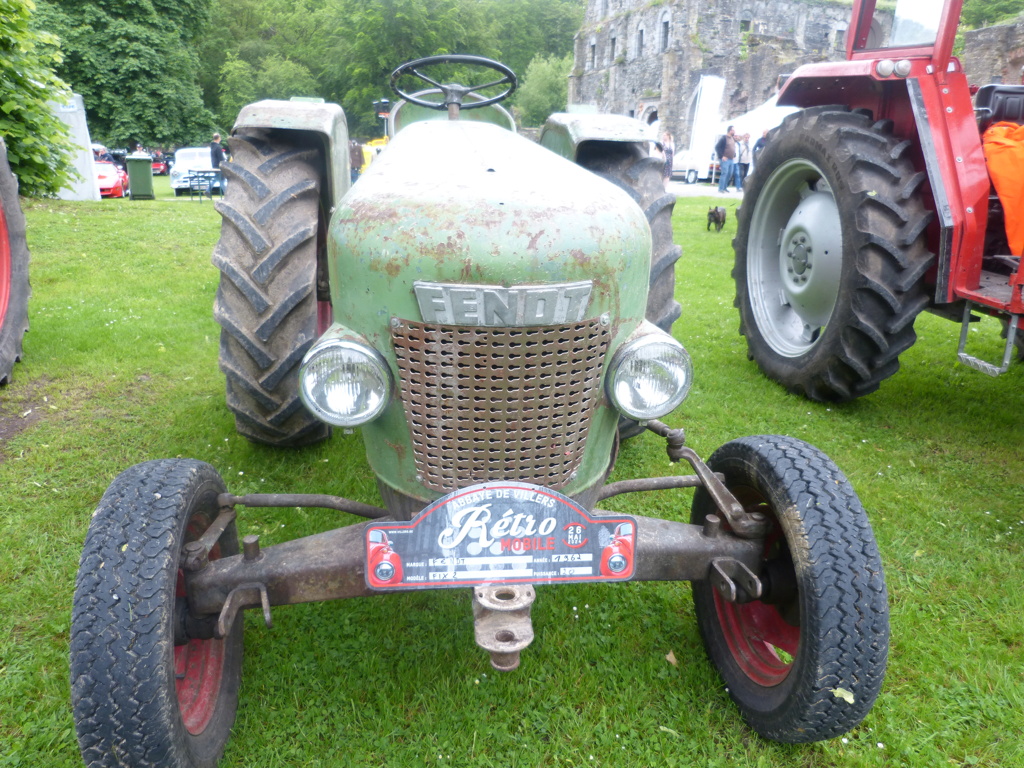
1 185 1022 767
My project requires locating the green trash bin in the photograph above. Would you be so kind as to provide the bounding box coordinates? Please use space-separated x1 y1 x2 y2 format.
126 153 155 200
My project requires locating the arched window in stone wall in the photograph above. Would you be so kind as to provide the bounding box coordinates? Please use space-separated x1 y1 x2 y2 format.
609 29 618 65
739 7 754 35
636 25 646 59
600 0 609 19
660 10 671 53
589 36 597 70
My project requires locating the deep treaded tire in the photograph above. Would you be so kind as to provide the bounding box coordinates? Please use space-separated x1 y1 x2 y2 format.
213 129 329 446
0 138 30 385
734 107 935 401
581 145 683 438
690 436 889 743
582 147 682 334
71 460 243 768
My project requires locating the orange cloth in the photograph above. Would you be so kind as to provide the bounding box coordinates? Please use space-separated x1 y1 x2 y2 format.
982 121 1024 256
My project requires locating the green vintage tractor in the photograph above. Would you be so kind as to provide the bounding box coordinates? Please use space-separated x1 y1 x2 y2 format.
71 57 889 767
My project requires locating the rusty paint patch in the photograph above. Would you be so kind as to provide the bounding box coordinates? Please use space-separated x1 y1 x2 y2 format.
384 440 407 463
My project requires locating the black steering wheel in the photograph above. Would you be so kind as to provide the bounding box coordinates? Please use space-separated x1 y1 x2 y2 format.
389 55 517 111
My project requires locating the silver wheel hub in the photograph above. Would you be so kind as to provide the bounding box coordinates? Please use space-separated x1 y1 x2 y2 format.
746 159 844 358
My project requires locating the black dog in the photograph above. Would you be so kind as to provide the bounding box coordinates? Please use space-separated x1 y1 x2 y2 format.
707 206 727 232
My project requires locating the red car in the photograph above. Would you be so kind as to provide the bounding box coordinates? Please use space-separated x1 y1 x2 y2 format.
600 522 634 577
95 162 128 198
151 154 169 175
367 529 403 587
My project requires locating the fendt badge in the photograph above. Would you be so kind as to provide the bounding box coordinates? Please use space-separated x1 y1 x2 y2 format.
414 280 593 327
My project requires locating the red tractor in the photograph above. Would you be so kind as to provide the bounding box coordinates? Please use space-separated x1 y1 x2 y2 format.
734 0 1022 400
0 137 30 385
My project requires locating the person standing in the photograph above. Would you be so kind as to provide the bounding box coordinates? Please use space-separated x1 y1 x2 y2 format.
661 130 675 190
737 133 751 190
210 133 227 195
715 125 737 193
349 139 364 184
210 133 226 169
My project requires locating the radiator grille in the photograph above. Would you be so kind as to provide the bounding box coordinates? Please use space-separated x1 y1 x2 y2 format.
391 319 610 493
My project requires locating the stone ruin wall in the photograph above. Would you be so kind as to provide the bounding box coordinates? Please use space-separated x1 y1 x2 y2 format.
572 0 1024 150
962 21 1024 85
571 0 855 148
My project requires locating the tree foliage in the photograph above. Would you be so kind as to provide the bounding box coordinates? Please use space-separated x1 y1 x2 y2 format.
515 53 572 127
0 0 77 196
24 0 583 154
35 0 215 147
196 0 583 135
962 0 1024 28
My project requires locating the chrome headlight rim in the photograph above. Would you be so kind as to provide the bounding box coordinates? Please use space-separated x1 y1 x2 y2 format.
299 338 393 427
607 553 628 573
606 333 693 421
374 561 397 582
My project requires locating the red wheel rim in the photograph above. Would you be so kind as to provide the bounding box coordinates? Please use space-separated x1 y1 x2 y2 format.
713 495 800 687
0 203 11 330
713 590 799 686
174 520 227 735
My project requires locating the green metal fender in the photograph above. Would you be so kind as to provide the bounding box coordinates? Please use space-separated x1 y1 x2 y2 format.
539 112 654 163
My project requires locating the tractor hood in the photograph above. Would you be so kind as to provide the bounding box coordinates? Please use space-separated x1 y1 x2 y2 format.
328 119 651 340
326 120 655 505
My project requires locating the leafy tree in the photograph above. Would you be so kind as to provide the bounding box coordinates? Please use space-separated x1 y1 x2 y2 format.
514 53 571 127
329 0 498 135
35 0 216 147
0 0 77 196
191 0 584 136
218 55 260 128
962 0 1024 28
476 0 583 81
217 53 317 126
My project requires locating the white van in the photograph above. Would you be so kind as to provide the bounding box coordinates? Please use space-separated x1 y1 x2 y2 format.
169 146 222 196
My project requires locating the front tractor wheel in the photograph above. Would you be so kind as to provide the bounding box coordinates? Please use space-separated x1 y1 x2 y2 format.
690 436 889 742
212 129 330 446
734 107 934 401
71 460 243 768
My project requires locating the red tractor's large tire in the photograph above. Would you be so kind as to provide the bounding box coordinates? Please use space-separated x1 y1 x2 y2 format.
71 460 243 768
734 107 934 401
691 435 889 743
0 138 30 385
212 129 330 446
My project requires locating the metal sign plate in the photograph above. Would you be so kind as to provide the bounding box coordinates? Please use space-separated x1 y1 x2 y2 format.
365 481 635 590
413 280 592 327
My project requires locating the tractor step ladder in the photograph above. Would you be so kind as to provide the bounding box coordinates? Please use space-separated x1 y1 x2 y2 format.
956 302 1020 376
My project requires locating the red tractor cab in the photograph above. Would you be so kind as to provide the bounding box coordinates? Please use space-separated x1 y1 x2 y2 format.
734 0 1023 401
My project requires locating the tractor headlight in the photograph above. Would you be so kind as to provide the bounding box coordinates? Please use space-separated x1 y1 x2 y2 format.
299 339 393 427
607 334 693 421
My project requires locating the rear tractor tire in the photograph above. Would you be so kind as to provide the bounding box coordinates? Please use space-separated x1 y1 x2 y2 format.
212 129 330 446
581 144 683 439
0 138 30 385
734 107 935 401
580 145 682 335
